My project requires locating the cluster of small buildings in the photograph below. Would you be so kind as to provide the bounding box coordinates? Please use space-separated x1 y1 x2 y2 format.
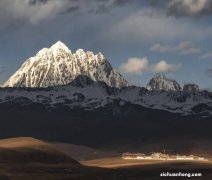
122 152 208 161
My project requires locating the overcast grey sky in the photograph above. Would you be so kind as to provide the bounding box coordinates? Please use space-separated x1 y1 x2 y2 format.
0 0 212 89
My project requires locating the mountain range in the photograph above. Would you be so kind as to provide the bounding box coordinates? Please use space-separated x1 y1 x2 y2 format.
0 41 212 117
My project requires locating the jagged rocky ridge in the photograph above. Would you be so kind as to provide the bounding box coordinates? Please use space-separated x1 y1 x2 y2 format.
3 41 127 88
0 75 212 116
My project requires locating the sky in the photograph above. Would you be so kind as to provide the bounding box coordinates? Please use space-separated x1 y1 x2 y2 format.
0 0 212 89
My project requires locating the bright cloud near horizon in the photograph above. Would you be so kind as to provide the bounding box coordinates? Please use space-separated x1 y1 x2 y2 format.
119 58 181 75
151 60 182 73
119 57 149 75
0 0 212 89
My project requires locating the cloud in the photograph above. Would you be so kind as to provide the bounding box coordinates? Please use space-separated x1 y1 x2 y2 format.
93 4 111 14
0 0 135 28
27 0 49 5
200 51 212 59
89 0 133 14
150 41 201 55
108 13 187 42
113 0 133 7
1 0 211 29
142 0 212 17
119 58 181 75
151 60 182 73
166 0 212 17
62 6 80 14
118 57 149 75
0 0 80 27
106 9 212 44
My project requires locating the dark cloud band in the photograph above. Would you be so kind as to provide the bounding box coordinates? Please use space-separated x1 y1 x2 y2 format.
166 0 212 17
28 0 49 5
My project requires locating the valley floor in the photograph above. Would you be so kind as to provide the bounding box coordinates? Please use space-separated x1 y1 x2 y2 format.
82 157 212 179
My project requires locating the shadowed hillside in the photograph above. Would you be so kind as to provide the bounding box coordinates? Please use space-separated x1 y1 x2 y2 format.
0 137 124 180
0 137 79 164
0 104 212 154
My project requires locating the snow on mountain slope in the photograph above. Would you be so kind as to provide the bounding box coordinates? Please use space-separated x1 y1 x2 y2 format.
3 41 128 88
0 76 212 116
146 74 181 91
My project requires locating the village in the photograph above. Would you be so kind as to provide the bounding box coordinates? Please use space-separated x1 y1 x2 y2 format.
122 152 208 161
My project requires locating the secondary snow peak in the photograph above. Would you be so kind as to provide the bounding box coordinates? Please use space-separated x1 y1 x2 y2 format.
146 73 181 91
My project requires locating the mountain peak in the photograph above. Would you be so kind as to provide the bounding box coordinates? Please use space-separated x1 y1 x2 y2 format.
3 42 128 88
50 41 71 53
155 73 166 79
36 41 71 57
146 74 181 91
75 49 86 60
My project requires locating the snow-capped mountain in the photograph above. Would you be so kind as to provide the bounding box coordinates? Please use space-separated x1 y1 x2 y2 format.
3 41 128 88
1 42 212 117
0 75 212 117
146 74 181 91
